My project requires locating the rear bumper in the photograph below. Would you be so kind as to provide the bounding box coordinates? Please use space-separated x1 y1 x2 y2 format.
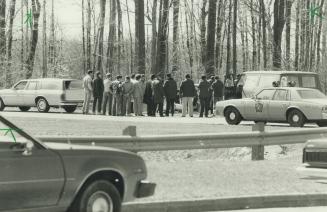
59 101 83 106
134 180 156 198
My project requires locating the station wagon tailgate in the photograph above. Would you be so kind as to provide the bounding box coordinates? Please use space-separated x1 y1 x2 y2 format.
63 80 84 102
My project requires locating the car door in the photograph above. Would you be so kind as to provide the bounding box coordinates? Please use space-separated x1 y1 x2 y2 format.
0 125 65 210
268 89 290 121
244 89 276 120
23 81 39 106
4 81 28 106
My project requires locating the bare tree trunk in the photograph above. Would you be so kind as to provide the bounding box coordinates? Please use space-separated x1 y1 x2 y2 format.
172 0 180 75
205 0 217 77
200 0 208 68
49 0 56 76
106 0 116 74
21 0 24 75
97 0 106 74
232 0 237 77
259 0 267 69
156 0 169 78
225 0 232 76
294 0 300 71
299 0 306 69
272 0 285 69
184 0 193 77
42 0 47 78
6 0 15 87
215 0 225 74
316 0 325 72
304 0 310 70
150 0 158 74
116 0 123 73
134 0 146 74
0 0 6 84
26 0 41 79
285 0 292 70
86 0 92 71
250 0 257 70
82 0 86 74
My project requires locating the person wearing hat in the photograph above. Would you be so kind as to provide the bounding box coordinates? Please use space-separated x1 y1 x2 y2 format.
82 70 93 114
92 71 104 115
102 73 113 115
164 73 177 117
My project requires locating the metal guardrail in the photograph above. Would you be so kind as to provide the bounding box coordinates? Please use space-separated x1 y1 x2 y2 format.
36 123 327 160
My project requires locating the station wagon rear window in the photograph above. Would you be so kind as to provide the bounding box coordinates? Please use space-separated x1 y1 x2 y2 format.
64 80 82 90
302 76 317 88
40 81 61 90
297 90 325 99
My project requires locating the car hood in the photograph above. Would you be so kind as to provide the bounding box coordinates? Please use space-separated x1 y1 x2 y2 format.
301 98 327 105
44 142 137 155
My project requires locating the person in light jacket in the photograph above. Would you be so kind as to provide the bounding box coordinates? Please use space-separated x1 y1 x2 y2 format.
121 76 134 116
82 70 93 115
102 73 113 115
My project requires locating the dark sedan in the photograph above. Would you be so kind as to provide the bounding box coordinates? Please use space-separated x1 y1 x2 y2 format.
0 116 155 212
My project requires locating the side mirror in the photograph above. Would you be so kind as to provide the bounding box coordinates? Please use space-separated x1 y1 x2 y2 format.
11 141 34 156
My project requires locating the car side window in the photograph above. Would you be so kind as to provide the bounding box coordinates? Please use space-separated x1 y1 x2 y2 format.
256 89 276 100
273 90 288 101
14 81 27 90
26 81 38 90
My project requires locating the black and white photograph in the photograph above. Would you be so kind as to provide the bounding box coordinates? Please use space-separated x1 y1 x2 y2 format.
2 0 327 211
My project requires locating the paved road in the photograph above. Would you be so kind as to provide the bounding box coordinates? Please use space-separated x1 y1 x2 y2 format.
216 206 327 212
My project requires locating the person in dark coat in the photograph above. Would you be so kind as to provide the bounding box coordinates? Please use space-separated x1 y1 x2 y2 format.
144 74 156 116
152 77 165 117
208 75 215 114
92 71 104 114
180 74 196 117
164 73 177 117
198 75 211 118
211 76 224 111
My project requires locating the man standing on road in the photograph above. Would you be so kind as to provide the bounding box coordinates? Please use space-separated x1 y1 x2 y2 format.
133 74 144 116
130 74 136 114
92 71 104 115
180 74 196 117
211 76 224 111
198 75 211 118
208 76 215 115
152 77 165 117
82 70 93 115
144 74 156 116
102 73 113 115
121 76 134 116
164 73 177 117
112 75 123 116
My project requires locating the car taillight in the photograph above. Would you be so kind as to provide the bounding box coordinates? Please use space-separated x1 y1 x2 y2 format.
61 93 66 101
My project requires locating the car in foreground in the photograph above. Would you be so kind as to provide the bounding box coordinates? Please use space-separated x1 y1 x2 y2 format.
0 78 84 113
0 116 155 212
215 87 327 127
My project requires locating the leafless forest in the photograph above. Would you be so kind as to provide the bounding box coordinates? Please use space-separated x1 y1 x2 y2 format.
0 0 326 88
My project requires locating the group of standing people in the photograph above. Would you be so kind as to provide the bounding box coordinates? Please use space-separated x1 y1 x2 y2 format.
81 70 239 118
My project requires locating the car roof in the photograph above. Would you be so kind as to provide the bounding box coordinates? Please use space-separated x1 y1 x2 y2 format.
243 71 317 75
21 78 80 81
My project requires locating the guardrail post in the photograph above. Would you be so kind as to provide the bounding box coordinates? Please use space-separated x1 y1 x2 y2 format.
252 122 265 160
122 126 137 137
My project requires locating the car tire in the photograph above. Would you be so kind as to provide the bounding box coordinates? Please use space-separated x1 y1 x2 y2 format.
0 98 5 111
287 109 306 127
225 107 242 125
36 98 50 113
317 121 327 127
19 106 31 112
69 180 121 212
63 105 77 113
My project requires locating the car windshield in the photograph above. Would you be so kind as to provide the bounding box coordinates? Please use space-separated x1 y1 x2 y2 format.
297 90 326 99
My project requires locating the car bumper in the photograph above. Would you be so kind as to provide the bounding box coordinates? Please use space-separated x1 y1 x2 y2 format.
59 101 83 106
134 180 156 198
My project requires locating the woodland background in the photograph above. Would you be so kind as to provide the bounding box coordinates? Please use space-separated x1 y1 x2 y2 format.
0 0 326 88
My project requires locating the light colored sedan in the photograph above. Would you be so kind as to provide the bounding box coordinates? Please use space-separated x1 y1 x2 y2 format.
0 78 84 113
215 87 327 127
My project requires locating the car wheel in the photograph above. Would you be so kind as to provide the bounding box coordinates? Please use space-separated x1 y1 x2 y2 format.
36 98 50 113
19 106 31 112
70 180 121 212
63 105 77 113
0 98 5 111
225 107 242 125
287 109 305 127
317 121 327 127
